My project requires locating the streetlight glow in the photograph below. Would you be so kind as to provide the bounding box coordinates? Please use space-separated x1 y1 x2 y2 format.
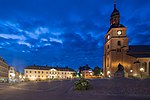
140 68 144 72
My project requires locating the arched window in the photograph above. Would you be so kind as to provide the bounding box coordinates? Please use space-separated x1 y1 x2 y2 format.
117 41 121 46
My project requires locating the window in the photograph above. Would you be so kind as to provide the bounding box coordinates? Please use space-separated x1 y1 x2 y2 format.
62 72 63 74
38 71 40 73
58 72 59 74
50 72 51 74
117 41 121 46
26 71 28 73
38 75 40 77
30 71 32 73
35 71 36 73
107 45 109 49
26 75 28 77
42 71 43 74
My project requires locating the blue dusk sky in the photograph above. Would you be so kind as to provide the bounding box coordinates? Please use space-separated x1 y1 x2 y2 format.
0 0 150 72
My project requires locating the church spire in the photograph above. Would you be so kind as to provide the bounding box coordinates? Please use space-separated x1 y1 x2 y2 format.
110 0 120 25
114 0 116 9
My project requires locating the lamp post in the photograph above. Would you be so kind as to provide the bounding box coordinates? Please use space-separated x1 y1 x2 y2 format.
140 67 144 79
107 71 111 78
134 60 140 77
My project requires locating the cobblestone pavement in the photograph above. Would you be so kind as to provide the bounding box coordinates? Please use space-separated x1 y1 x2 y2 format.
0 79 150 100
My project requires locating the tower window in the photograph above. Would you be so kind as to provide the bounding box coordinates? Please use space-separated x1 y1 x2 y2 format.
117 41 121 46
107 45 109 49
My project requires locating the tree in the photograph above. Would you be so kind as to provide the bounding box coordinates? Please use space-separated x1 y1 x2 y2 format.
93 66 101 76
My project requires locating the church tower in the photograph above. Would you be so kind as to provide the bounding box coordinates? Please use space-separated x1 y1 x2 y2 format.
103 0 129 77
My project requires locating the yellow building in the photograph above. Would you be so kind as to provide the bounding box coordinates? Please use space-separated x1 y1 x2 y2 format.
0 57 9 82
103 1 150 78
24 66 75 81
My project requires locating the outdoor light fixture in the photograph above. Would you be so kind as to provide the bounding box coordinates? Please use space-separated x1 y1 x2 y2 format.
140 67 144 79
107 71 110 74
107 71 111 78
130 69 133 73
140 68 144 72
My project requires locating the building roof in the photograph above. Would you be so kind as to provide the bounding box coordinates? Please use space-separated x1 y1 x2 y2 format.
127 45 150 58
0 57 7 64
24 66 75 71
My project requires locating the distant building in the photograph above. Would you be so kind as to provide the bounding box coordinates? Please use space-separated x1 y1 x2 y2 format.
103 1 150 78
78 64 93 78
0 57 9 82
24 66 75 81
8 66 24 83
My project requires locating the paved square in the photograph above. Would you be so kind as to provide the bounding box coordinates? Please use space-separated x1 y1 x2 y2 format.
0 79 150 100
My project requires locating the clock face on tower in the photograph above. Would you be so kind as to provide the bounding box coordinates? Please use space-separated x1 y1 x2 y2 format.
117 30 122 35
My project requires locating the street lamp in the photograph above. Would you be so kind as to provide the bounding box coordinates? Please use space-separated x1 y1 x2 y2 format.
140 67 144 79
107 71 111 78
130 69 133 73
134 60 140 77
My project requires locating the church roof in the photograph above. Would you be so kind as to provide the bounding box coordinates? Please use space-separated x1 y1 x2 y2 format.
127 45 150 58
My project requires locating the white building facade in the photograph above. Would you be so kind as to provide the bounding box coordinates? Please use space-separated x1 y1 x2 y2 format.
24 66 75 81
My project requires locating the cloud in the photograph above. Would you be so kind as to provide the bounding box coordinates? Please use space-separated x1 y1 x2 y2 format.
0 34 26 40
44 43 51 46
41 38 48 42
17 41 31 47
35 27 49 35
49 37 63 44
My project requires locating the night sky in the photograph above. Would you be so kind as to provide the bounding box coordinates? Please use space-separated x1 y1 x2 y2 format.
0 0 150 72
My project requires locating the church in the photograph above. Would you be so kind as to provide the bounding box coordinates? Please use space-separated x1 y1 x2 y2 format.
103 1 150 78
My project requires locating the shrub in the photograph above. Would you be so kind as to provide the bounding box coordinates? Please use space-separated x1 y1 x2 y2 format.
74 78 92 90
